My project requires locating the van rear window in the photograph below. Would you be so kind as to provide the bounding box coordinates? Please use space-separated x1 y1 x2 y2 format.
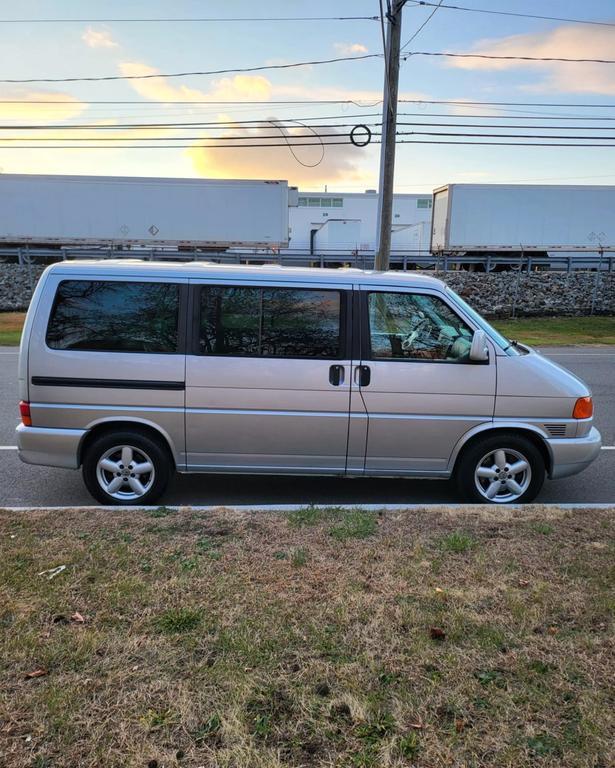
46 280 179 353
199 285 341 358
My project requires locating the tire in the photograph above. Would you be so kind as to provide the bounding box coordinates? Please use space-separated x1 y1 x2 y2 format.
82 430 171 505
456 433 545 504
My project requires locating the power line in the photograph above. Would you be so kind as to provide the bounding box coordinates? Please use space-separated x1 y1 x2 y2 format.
0 119 382 130
0 132 382 142
397 130 615 140
403 51 615 65
6 49 615 86
3 98 614 109
5 137 615 148
0 99 383 106
397 113 615 121
0 139 368 149
398 99 615 108
401 0 443 51
397 122 615 130
8 120 615 134
405 1 615 28
398 139 615 147
0 54 382 84
0 15 380 23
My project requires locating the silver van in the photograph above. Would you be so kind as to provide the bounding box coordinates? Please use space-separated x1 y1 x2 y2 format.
16 261 601 505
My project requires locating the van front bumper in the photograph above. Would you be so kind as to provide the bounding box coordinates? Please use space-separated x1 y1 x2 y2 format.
16 423 85 470
547 426 602 480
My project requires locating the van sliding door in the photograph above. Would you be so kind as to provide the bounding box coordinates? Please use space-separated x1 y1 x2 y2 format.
185 281 354 473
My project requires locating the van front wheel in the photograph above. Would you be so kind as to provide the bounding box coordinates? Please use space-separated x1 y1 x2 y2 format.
456 434 545 504
83 431 170 505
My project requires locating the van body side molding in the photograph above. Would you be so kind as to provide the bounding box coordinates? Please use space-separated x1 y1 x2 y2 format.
31 376 185 391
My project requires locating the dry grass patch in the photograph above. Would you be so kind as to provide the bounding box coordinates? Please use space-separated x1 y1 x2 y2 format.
0 505 613 768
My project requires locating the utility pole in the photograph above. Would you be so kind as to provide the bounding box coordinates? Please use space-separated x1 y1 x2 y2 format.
375 0 406 271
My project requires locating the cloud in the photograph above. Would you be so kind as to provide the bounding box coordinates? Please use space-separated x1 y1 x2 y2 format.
186 123 373 187
445 24 615 95
119 58 429 107
118 61 272 102
334 42 368 55
0 89 86 122
82 27 119 49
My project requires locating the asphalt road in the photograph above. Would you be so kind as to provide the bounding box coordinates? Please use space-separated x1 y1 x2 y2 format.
0 346 613 506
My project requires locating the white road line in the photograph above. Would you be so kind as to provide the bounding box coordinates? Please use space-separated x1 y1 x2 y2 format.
0 445 614 450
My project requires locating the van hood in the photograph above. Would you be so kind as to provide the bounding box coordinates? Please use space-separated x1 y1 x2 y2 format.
497 346 591 399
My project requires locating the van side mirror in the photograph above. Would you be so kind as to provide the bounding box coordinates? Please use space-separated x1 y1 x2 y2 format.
469 329 489 362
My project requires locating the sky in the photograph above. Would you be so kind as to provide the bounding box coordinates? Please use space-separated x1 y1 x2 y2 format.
1 0 615 192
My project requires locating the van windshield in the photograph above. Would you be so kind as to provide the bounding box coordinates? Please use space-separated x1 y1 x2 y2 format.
445 286 520 355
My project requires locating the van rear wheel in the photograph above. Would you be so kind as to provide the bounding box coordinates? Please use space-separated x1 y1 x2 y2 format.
456 433 545 504
83 431 170 505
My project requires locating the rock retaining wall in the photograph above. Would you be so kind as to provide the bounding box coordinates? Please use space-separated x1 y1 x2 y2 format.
0 263 613 317
433 270 615 318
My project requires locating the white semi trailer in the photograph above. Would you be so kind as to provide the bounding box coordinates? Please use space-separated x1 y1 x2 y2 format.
0 173 296 249
431 184 615 260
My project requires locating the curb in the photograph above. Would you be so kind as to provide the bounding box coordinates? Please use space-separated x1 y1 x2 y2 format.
2 503 614 512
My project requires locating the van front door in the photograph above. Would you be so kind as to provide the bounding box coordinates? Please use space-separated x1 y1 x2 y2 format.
185 281 354 473
354 287 496 475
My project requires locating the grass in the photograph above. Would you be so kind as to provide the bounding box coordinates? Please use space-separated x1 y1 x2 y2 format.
0 311 25 345
0 504 613 767
492 316 615 346
437 530 476 553
2 312 615 348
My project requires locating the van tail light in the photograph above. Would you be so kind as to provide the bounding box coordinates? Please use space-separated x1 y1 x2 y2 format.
19 400 32 427
572 396 593 420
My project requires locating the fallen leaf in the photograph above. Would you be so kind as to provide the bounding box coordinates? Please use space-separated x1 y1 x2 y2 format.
434 587 444 594
547 626 559 635
455 718 466 733
71 612 85 624
430 626 446 641
518 579 530 588
25 668 48 679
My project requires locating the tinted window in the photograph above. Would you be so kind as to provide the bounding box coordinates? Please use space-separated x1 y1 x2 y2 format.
47 280 179 353
200 286 341 358
368 292 473 361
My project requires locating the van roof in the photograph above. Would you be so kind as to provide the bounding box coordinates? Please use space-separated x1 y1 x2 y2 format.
45 260 447 289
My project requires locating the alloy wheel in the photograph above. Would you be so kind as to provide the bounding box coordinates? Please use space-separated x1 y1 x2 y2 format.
474 448 532 503
95 444 156 501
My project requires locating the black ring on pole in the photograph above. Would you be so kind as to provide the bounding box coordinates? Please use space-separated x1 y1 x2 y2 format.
350 124 372 147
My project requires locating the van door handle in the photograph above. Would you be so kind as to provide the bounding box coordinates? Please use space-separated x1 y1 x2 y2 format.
354 365 371 387
329 365 345 386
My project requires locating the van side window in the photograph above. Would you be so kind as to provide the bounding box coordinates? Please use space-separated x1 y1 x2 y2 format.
368 292 473 361
199 286 341 358
46 280 180 353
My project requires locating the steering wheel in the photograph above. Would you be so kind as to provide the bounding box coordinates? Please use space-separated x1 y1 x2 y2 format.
401 313 429 351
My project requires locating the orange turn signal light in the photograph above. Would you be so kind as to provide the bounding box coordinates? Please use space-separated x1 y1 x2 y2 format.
572 396 593 420
19 400 32 427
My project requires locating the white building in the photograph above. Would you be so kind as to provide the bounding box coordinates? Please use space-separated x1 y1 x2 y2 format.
286 190 433 255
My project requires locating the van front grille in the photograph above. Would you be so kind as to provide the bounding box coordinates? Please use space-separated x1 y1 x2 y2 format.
545 423 567 438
